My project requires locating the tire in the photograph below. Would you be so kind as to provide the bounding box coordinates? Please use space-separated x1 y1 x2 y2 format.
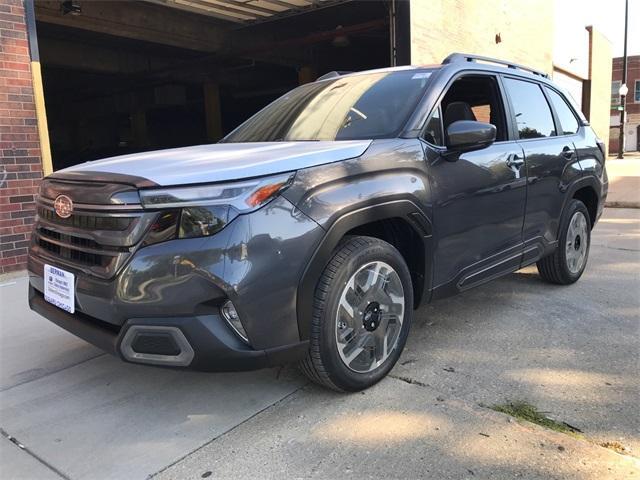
299 236 413 392
537 199 591 285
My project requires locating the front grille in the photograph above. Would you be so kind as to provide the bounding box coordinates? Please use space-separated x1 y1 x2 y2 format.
39 227 103 250
32 204 157 279
36 226 126 269
37 207 132 231
37 235 112 268
31 179 158 279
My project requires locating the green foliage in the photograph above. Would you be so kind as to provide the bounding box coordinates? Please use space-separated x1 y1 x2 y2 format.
491 402 582 437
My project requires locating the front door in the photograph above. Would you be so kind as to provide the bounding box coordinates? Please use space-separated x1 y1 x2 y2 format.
423 74 527 294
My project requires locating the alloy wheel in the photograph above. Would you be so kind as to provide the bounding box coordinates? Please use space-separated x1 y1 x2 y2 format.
565 211 589 274
335 261 405 373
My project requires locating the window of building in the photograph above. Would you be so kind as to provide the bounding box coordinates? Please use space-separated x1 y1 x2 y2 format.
545 87 579 135
611 80 621 107
503 78 556 139
635 80 640 103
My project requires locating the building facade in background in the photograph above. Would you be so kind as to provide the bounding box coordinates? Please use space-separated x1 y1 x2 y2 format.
610 55 640 153
0 0 613 273
409 0 612 155
0 0 44 274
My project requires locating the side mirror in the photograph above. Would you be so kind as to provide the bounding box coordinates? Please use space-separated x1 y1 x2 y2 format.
446 120 496 154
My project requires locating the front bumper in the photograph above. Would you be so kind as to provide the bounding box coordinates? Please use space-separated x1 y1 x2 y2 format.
27 196 324 370
29 286 308 370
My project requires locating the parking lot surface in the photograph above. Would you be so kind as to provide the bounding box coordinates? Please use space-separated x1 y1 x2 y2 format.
1 208 639 479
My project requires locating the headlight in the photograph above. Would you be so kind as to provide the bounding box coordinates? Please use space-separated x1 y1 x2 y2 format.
140 172 294 244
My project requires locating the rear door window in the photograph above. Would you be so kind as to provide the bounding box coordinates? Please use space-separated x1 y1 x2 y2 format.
503 78 556 139
545 87 580 135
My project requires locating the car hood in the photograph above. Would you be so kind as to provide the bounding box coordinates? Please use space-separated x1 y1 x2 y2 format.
53 141 372 187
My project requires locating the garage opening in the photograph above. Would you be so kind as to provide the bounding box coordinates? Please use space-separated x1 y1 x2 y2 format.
34 0 408 172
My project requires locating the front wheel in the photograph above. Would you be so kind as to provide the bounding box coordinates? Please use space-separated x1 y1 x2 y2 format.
537 199 591 285
299 236 413 392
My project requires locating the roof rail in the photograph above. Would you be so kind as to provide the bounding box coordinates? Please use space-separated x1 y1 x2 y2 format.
442 53 549 78
316 70 354 81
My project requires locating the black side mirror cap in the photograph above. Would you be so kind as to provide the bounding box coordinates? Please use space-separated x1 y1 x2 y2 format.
445 120 497 154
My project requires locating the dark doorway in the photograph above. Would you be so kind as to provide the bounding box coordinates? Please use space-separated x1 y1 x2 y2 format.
35 1 395 171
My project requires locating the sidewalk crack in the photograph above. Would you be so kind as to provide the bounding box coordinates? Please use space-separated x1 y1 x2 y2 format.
0 353 106 393
389 374 429 387
1 428 71 480
147 381 310 479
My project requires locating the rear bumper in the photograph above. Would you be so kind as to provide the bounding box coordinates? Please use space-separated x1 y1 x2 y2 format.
29 285 308 371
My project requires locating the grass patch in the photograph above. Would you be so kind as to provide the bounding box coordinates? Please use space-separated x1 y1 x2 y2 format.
491 402 635 456
491 401 583 437
599 441 630 455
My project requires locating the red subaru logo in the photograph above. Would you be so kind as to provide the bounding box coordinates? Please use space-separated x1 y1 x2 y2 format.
53 194 73 219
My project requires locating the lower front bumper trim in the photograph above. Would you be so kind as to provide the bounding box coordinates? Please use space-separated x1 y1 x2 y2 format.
120 325 195 367
29 285 309 372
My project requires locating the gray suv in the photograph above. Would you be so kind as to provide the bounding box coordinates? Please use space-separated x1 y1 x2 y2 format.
28 53 607 391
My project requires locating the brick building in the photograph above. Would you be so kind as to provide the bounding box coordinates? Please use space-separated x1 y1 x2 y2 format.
0 0 44 273
610 55 640 153
0 0 613 273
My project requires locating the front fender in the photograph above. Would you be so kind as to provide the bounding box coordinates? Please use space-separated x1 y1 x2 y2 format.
282 139 434 340
294 199 433 340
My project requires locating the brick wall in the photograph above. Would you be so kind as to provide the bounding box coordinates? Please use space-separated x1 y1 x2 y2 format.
611 56 640 116
610 56 640 152
0 0 43 274
409 0 554 74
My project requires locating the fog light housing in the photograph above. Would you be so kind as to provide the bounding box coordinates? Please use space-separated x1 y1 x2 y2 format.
221 300 249 344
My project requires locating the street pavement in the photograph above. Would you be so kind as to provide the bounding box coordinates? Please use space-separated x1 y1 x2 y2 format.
1 208 639 479
606 155 640 208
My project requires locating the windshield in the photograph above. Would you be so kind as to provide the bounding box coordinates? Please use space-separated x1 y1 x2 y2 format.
223 69 434 143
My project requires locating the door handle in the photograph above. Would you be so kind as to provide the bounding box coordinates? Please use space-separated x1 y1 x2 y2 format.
562 146 574 159
506 154 524 169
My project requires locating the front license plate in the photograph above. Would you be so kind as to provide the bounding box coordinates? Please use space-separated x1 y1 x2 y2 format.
44 264 75 314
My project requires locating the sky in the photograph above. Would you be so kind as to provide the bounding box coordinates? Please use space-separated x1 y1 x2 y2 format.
556 0 640 57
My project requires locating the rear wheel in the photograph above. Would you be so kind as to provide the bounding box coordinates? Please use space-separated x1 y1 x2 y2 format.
537 199 591 285
299 236 413 391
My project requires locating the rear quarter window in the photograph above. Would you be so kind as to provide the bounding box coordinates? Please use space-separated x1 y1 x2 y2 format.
545 87 580 135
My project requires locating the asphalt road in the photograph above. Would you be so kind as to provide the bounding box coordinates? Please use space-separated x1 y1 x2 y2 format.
1 208 638 479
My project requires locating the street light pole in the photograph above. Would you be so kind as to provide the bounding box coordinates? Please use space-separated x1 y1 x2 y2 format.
617 0 629 159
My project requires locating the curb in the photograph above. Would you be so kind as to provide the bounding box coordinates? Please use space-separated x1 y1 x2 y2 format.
605 201 640 209
0 269 27 284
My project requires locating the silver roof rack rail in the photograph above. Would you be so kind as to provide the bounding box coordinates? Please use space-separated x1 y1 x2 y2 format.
316 70 354 81
442 53 549 78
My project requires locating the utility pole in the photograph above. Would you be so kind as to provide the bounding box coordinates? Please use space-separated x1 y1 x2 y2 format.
617 0 629 159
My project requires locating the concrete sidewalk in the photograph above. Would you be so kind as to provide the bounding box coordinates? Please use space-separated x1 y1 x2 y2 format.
1 208 639 479
158 208 640 480
606 154 640 208
157 380 639 480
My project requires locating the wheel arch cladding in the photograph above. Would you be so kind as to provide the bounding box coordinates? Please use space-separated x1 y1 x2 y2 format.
344 217 426 307
296 200 433 341
572 186 598 229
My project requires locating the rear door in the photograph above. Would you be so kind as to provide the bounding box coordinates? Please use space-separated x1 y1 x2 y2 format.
502 77 582 264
